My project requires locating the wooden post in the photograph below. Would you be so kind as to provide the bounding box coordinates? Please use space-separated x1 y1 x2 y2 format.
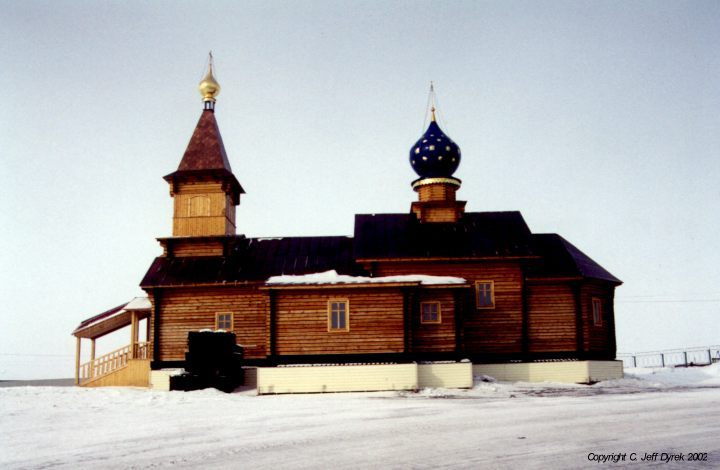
90 339 96 378
131 311 138 359
75 337 81 385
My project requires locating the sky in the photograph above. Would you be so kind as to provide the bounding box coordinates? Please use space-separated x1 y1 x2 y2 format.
1 0 718 379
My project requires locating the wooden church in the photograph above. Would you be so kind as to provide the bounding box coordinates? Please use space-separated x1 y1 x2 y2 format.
73 61 623 391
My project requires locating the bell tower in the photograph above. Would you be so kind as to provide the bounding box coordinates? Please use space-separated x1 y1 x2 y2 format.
163 55 244 237
409 85 466 223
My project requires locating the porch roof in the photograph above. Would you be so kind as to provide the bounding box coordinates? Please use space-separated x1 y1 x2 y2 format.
73 297 151 339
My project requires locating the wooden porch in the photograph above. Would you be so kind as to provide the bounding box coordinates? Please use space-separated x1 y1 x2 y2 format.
72 297 152 386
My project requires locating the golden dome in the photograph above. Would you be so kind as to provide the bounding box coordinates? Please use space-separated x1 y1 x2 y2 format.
198 56 221 102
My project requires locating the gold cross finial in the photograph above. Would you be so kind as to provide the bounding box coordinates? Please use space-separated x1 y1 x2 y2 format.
430 81 437 122
198 52 221 105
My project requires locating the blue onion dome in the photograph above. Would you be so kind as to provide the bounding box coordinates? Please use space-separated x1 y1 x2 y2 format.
409 119 461 178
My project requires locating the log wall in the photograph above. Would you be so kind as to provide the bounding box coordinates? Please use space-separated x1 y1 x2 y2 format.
375 261 524 354
145 265 617 364
274 288 405 356
152 286 267 361
582 281 615 354
412 290 456 352
526 283 577 352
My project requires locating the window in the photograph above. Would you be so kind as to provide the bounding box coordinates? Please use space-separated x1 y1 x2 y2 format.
592 299 602 326
475 281 495 309
328 300 349 331
420 302 441 324
188 195 210 216
216 312 233 331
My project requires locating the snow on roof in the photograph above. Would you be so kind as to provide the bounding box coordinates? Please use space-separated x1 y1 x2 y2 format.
124 297 152 310
74 297 151 333
266 270 466 286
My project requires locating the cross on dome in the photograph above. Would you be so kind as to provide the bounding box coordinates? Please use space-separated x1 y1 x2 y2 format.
409 83 461 178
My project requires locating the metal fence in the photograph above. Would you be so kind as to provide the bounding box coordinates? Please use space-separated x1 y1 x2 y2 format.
617 346 720 369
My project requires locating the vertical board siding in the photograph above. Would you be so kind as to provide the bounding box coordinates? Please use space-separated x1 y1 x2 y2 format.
375 261 524 354
82 360 151 387
157 287 267 360
172 181 235 236
274 289 405 355
527 283 576 352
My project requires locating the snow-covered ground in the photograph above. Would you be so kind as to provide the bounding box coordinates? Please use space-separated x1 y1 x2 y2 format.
1 365 719 469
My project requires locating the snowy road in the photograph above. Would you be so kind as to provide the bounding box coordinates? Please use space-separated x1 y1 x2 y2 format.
1 366 719 469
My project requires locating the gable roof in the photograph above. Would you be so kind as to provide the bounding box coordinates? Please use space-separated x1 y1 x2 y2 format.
353 212 535 260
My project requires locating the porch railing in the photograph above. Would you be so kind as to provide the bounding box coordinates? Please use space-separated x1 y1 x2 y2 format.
78 342 152 384
133 341 151 360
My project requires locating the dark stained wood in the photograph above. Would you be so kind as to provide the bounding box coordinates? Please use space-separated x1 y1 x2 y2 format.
152 290 161 362
453 289 468 354
581 281 615 355
521 268 529 357
606 288 617 358
573 281 585 354
269 290 277 356
526 283 576 353
376 261 524 354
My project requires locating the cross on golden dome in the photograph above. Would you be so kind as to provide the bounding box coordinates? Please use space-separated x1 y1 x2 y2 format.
198 52 221 104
